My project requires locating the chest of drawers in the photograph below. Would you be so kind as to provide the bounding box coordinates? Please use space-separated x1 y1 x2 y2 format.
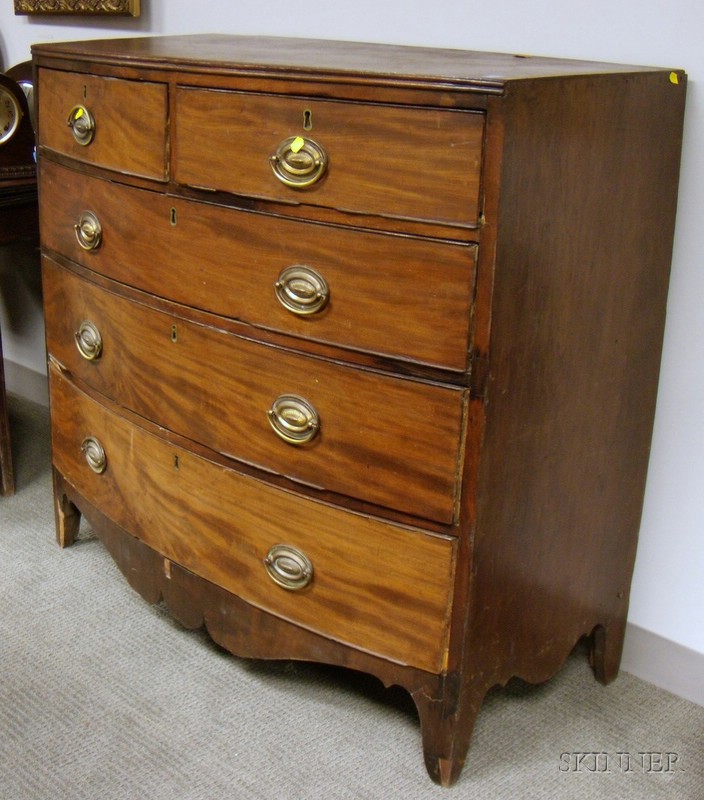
33 35 686 786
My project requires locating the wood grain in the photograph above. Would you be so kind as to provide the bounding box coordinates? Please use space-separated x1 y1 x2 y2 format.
49 364 456 672
174 87 484 227
32 34 673 90
34 35 686 786
463 70 687 703
37 68 167 180
43 258 466 523
39 158 477 371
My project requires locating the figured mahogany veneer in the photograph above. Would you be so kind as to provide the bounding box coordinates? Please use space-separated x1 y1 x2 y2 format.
174 87 485 226
39 159 477 370
34 34 686 786
38 69 168 180
49 364 456 671
43 258 466 523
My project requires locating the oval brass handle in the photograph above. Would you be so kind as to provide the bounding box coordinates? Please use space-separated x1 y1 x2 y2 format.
75 210 102 251
81 436 107 474
264 544 314 591
270 135 328 188
267 394 320 446
275 265 329 316
67 104 95 146
74 320 103 362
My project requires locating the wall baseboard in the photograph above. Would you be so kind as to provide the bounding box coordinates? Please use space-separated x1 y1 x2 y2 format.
4 360 48 407
4 361 702 707
621 622 704 707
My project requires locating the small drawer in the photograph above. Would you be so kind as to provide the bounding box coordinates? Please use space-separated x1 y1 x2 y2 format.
49 365 456 673
174 87 484 227
44 260 467 524
39 160 477 371
37 68 168 180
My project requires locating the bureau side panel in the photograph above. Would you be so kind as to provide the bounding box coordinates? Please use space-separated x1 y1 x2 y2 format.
467 71 687 683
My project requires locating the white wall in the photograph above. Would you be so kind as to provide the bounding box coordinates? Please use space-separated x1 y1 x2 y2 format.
1 2 702 671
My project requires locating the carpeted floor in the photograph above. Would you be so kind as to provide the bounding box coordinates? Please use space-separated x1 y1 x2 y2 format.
1 392 702 800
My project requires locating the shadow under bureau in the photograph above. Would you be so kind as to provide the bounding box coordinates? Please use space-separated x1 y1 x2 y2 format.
32 35 686 786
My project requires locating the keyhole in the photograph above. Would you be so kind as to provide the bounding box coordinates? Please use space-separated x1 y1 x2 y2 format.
171 324 178 342
303 109 313 131
83 85 88 100
170 207 177 226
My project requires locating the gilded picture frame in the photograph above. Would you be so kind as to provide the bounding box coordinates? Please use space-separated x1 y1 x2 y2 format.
14 0 140 15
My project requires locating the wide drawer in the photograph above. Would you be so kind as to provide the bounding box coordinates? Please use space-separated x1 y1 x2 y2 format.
44 260 466 524
39 160 477 371
49 365 456 672
174 87 484 227
37 68 168 180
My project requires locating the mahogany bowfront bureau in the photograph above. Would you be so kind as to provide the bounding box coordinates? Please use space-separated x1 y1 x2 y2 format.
32 35 685 785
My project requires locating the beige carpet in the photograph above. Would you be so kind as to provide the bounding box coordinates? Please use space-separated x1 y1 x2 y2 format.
1 392 702 799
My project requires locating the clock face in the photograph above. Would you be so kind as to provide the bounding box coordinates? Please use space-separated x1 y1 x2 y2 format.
0 86 22 145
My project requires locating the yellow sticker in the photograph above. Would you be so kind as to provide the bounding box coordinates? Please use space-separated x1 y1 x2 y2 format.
669 71 680 85
74 108 84 119
290 136 305 153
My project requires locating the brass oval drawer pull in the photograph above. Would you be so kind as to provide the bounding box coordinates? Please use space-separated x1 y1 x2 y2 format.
74 320 103 362
264 544 314 591
267 394 320 446
81 436 107 474
67 104 95 146
275 265 330 316
75 210 102 251
270 135 328 188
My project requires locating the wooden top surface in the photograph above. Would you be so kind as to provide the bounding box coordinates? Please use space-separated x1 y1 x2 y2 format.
31 34 675 92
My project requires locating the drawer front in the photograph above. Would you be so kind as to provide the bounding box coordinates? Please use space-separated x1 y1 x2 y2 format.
44 260 466 524
37 68 168 180
50 365 456 672
39 160 476 370
174 88 484 227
